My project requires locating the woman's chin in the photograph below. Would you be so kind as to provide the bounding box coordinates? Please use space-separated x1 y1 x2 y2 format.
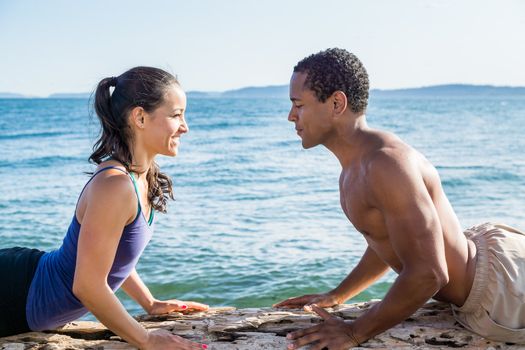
159 147 179 157
169 147 179 157
166 150 178 157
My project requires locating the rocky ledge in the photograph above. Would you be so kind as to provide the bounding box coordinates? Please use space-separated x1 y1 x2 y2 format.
0 301 521 349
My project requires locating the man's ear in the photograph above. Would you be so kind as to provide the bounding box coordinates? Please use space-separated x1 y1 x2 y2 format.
130 106 146 129
332 91 348 116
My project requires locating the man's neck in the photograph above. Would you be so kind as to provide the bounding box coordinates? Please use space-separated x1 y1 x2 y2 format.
323 114 371 169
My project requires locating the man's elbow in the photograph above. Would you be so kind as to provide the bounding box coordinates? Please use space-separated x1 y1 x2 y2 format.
434 270 449 289
423 268 449 292
406 267 449 294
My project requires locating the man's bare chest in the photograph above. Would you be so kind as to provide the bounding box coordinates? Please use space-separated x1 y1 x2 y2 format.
340 178 381 232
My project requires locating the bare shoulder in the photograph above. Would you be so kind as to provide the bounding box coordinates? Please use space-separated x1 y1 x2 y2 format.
80 167 137 225
364 133 418 177
363 132 438 198
89 169 135 200
91 160 135 196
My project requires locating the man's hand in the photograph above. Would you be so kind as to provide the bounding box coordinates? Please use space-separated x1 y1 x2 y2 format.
273 292 340 309
147 299 209 315
286 305 360 350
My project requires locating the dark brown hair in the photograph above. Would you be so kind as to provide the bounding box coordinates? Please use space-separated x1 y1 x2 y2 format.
294 48 369 113
91 66 179 213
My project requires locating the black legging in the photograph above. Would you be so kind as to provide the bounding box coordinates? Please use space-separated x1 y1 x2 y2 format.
0 247 44 337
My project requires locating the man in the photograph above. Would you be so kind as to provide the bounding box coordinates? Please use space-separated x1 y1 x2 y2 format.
274 48 525 349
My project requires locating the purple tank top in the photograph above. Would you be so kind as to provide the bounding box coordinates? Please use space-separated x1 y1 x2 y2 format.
26 166 154 331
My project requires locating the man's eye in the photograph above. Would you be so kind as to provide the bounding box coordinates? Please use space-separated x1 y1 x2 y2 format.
171 114 182 118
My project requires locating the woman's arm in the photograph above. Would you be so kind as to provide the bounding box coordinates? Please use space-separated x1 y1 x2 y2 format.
121 269 156 313
73 172 149 347
73 171 202 349
122 269 209 315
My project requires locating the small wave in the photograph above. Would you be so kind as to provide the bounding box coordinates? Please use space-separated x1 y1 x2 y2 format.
441 166 523 186
8 155 81 169
436 164 489 171
0 131 66 140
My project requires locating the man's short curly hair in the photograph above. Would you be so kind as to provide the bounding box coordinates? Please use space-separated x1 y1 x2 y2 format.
294 48 369 113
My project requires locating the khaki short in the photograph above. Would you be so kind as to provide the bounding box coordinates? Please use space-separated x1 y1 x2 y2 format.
452 222 525 343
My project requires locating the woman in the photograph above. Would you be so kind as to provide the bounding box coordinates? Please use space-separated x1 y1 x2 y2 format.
0 67 209 349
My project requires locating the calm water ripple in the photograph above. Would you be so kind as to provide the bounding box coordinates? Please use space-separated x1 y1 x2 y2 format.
1 95 524 319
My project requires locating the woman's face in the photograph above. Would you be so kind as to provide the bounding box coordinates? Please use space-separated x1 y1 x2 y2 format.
143 84 188 157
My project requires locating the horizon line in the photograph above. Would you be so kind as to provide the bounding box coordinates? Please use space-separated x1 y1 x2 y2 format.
2 82 525 99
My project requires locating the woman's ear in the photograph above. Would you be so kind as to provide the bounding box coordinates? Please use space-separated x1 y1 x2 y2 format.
130 106 146 129
332 91 348 116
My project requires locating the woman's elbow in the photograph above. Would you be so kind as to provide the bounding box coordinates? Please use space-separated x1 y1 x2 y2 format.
72 277 104 302
72 280 88 301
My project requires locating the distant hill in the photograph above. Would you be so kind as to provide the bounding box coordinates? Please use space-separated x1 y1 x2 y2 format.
48 92 92 99
188 84 525 99
2 84 524 100
188 85 288 98
0 92 29 98
186 91 222 98
223 85 289 98
371 84 525 97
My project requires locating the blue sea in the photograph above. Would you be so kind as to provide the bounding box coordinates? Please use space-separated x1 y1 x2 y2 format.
1 95 524 319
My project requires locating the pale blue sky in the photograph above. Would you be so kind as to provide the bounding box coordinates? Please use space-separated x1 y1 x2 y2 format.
1 0 524 97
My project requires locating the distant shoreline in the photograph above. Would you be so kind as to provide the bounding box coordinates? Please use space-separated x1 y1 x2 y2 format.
1 84 524 99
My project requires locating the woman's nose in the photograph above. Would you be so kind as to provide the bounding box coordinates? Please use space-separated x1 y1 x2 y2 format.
180 119 189 133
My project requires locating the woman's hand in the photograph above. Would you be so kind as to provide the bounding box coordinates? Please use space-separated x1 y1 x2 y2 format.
273 292 341 309
147 299 209 315
143 329 207 350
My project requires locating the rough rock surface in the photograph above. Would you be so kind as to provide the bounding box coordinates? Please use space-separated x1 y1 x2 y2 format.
1 301 522 349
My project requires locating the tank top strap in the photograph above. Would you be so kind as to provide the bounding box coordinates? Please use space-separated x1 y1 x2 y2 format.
128 173 154 225
128 172 142 222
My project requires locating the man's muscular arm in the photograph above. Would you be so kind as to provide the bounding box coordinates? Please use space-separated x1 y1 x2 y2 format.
288 151 450 349
350 151 449 343
330 246 390 303
274 246 389 309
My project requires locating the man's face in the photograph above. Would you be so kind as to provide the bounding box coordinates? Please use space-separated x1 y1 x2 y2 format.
288 72 333 149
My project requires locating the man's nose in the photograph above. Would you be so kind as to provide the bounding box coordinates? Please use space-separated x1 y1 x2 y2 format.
288 108 296 122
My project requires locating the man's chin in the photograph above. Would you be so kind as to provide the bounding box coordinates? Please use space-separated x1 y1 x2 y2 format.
301 140 315 149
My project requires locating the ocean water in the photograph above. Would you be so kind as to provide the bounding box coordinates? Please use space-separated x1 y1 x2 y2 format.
1 95 524 319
